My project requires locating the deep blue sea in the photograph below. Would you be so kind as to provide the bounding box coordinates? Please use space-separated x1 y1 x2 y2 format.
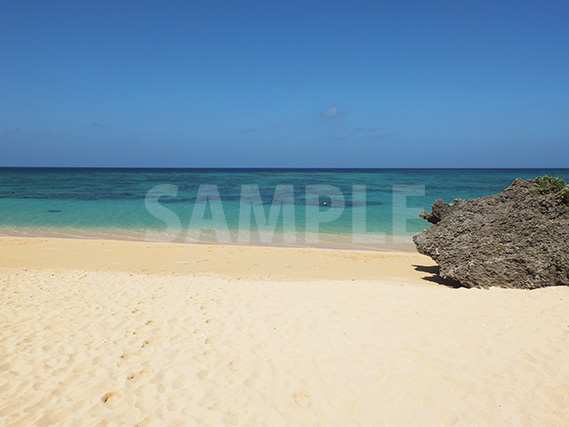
1 168 567 249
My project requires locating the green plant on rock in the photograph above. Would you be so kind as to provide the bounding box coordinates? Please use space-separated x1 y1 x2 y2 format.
533 175 567 195
560 188 569 204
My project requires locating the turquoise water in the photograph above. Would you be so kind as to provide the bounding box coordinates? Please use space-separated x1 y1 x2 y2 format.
1 168 567 249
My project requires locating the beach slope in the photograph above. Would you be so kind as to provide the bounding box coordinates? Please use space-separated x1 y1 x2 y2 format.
1 237 568 425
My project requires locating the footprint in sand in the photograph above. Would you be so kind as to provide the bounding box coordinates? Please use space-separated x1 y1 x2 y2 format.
136 415 159 426
245 375 260 388
229 360 242 372
202 349 216 360
102 391 124 409
173 374 189 389
197 370 209 380
127 368 151 382
167 395 184 411
292 391 311 408
205 336 219 345
117 353 133 367
37 409 72 425
226 411 241 425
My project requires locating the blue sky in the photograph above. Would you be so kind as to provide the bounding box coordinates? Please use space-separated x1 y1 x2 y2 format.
1 0 568 167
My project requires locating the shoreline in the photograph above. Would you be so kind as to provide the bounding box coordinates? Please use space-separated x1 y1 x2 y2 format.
0 235 427 282
0 226 418 252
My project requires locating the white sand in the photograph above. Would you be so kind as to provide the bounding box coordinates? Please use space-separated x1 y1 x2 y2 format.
1 237 568 426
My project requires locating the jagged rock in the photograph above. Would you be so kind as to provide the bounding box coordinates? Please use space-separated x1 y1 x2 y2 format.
419 199 459 224
413 178 569 289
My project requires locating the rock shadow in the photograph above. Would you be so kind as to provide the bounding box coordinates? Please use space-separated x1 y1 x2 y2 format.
413 265 465 289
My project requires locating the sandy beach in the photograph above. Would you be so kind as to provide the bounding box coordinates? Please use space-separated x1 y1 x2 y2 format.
1 237 568 426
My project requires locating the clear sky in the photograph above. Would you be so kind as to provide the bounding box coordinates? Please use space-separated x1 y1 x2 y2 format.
1 0 568 168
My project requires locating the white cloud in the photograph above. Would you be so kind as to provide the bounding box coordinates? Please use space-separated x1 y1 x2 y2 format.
323 107 345 118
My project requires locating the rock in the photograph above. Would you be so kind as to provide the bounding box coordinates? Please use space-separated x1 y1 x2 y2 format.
419 199 459 224
413 178 569 289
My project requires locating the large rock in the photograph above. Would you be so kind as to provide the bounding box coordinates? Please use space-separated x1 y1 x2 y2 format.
413 178 569 289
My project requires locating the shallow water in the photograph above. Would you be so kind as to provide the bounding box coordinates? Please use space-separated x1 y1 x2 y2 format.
1 168 567 249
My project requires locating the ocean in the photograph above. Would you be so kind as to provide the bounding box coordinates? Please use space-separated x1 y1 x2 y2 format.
1 168 567 250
